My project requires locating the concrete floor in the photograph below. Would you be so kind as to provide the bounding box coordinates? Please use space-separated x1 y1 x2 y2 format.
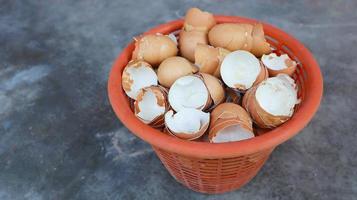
0 0 356 199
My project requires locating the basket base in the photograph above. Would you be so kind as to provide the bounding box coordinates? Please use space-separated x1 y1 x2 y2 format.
153 147 273 194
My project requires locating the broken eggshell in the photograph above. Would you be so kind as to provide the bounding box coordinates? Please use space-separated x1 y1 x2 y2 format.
168 75 212 112
208 23 271 57
179 30 208 62
242 74 299 128
132 34 178 66
165 108 210 140
261 53 297 77
183 7 216 33
134 86 169 128
220 50 268 92
157 56 198 88
209 103 254 143
122 60 158 100
200 73 225 107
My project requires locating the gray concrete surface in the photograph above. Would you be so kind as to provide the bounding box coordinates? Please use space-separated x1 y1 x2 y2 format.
0 0 356 199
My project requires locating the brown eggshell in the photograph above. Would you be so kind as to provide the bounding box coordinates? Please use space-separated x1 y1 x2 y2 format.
210 103 253 130
208 119 254 142
252 62 269 86
250 24 272 57
264 58 297 77
122 60 154 97
208 23 249 51
200 73 225 106
242 86 291 129
194 44 220 75
157 56 198 88
179 30 208 62
213 47 231 78
165 119 209 141
132 34 178 66
134 86 169 126
184 7 216 33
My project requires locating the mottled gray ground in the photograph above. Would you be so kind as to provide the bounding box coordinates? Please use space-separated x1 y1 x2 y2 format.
0 0 356 199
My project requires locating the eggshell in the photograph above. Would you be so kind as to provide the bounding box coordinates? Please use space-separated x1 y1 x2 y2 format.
122 60 158 99
208 23 249 51
208 103 254 143
242 75 298 128
164 109 210 140
252 62 269 87
261 53 297 77
132 34 178 66
134 86 169 127
200 73 225 106
213 47 231 78
250 24 271 57
183 7 216 33
194 44 219 75
179 30 208 62
157 56 198 88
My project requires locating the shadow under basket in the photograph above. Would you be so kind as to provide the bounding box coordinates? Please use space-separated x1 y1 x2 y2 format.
108 16 323 194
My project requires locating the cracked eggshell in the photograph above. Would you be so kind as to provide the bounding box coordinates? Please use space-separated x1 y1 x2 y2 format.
122 60 158 100
208 103 254 143
242 74 299 128
132 34 178 66
157 56 198 88
200 73 225 106
134 86 169 127
220 50 263 91
168 75 211 112
261 53 297 77
251 23 272 57
194 44 219 75
179 30 208 62
164 109 210 140
183 7 216 33
208 23 252 51
213 47 231 78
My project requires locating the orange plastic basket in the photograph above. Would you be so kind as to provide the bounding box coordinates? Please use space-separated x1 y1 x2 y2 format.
108 16 323 194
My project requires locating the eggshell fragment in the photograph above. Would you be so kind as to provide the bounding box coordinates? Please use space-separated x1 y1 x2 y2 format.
157 56 198 88
132 34 178 66
165 109 210 140
214 47 231 78
122 60 158 100
183 7 216 33
261 53 297 77
208 103 254 143
134 86 169 127
200 73 225 107
251 23 272 57
168 75 211 112
179 30 208 62
242 74 299 128
221 50 267 91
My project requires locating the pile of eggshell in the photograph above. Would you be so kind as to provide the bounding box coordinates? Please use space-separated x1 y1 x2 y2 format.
122 8 300 143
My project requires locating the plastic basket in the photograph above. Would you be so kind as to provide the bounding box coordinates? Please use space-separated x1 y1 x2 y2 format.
108 16 323 194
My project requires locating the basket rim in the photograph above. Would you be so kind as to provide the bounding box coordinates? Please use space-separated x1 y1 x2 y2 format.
108 15 323 159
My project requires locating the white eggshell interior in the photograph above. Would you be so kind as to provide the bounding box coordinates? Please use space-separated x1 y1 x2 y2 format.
255 74 298 116
212 125 254 143
165 109 210 134
220 50 261 89
136 88 165 123
168 75 209 111
125 65 158 99
261 53 295 70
